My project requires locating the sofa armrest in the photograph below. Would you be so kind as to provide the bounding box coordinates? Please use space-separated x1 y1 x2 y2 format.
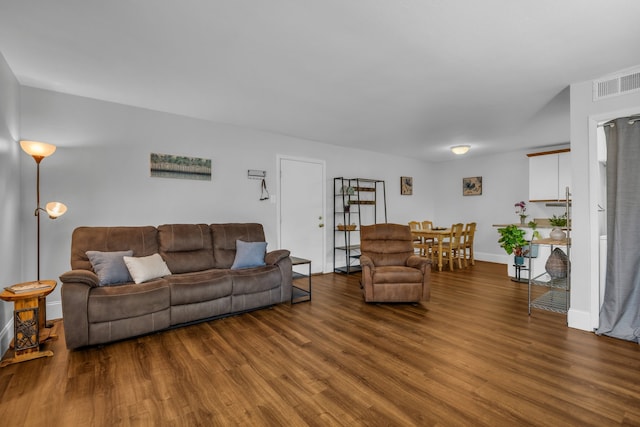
61 282 92 349
60 269 100 288
265 249 291 265
265 250 291 303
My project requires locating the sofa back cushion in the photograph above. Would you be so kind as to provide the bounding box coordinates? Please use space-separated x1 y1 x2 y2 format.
71 226 159 271
210 223 266 269
158 224 215 274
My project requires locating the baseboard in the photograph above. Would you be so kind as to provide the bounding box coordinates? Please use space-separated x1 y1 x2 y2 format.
568 308 594 332
474 252 508 265
0 319 12 360
48 300 63 321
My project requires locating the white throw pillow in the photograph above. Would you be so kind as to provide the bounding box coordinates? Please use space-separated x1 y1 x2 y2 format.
123 253 171 284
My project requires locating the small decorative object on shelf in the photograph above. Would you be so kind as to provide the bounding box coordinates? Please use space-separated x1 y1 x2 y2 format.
548 212 568 239
4 281 52 294
545 248 569 278
514 200 527 224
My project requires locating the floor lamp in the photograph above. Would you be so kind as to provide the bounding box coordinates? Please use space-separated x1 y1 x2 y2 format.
20 140 68 282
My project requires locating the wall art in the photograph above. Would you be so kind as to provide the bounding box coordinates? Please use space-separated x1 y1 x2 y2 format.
463 176 482 196
150 153 212 181
401 176 413 195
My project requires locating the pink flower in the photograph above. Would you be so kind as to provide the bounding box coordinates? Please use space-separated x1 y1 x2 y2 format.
514 201 526 216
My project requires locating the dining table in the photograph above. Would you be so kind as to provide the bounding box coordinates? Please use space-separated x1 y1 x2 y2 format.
411 227 458 272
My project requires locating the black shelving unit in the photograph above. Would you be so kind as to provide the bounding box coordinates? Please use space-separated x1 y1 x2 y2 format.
333 178 387 274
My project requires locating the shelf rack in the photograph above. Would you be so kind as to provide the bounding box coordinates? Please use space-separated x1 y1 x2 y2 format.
333 178 387 274
527 187 571 318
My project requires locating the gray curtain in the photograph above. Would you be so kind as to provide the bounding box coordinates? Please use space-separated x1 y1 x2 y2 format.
597 116 640 342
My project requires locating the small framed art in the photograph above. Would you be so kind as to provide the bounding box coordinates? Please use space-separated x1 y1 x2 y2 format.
462 176 482 196
401 176 413 195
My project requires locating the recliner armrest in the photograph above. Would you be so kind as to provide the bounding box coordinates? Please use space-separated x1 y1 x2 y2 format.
360 255 375 270
406 255 431 272
59 269 100 288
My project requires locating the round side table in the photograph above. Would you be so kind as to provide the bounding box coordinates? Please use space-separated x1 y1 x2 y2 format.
0 280 57 367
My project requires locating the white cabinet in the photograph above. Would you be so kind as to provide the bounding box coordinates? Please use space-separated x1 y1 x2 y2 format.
528 149 571 201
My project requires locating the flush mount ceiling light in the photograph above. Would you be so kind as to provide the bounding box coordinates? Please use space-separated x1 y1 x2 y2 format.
451 145 470 155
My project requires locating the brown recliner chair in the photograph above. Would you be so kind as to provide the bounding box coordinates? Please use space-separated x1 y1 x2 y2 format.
359 223 431 303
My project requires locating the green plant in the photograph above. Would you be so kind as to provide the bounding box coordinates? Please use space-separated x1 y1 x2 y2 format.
497 225 529 256
549 213 567 227
528 220 541 240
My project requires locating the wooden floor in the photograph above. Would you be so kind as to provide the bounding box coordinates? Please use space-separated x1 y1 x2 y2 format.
1 261 640 426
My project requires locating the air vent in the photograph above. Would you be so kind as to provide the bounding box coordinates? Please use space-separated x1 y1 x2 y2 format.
593 66 640 101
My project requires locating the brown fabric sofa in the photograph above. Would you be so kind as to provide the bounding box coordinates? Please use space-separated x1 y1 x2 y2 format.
60 223 292 349
359 223 431 303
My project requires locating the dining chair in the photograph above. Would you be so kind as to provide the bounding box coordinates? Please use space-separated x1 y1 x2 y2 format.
462 222 477 267
420 220 435 259
437 223 464 271
408 221 426 256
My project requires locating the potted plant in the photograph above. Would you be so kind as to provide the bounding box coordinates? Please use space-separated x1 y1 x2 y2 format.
514 200 527 225
548 213 568 240
497 224 529 265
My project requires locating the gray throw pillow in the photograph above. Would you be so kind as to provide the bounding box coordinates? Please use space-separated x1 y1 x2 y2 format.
231 240 267 269
86 250 134 286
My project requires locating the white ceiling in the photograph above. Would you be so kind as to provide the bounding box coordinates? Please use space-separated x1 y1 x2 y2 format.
2 0 640 161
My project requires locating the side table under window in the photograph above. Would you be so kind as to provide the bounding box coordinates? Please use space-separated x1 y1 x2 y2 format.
290 256 311 304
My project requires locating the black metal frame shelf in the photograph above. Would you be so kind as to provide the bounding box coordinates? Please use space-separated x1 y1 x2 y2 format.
333 178 386 274
290 256 311 304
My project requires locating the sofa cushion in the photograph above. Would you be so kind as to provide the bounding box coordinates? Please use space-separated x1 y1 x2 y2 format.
231 240 267 269
71 226 159 271
230 265 281 295
158 224 215 274
166 270 233 305
88 279 170 323
123 253 172 284
210 223 266 269
86 250 133 286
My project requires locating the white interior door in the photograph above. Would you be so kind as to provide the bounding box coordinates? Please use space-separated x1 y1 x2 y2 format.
279 156 325 274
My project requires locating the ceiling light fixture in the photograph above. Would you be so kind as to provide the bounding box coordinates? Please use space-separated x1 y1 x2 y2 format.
451 145 470 155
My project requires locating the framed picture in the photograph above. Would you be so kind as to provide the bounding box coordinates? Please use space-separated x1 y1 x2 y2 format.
150 153 212 181
463 176 482 196
401 176 413 195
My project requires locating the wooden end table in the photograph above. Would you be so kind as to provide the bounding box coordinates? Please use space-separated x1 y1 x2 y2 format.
0 280 58 367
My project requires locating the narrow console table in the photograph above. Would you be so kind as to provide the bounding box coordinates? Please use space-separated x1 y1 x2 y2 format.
290 256 312 304
0 280 58 367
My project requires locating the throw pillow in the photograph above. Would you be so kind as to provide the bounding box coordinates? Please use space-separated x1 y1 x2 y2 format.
123 253 172 284
231 240 267 270
86 250 134 286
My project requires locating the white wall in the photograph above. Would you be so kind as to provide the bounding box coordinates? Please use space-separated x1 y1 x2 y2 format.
432 148 571 267
18 87 436 320
0 52 22 355
569 75 640 331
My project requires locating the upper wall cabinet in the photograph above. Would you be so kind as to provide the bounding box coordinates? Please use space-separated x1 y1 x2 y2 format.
528 149 571 202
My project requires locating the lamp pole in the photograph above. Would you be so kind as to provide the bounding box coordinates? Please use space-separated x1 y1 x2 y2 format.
34 154 44 281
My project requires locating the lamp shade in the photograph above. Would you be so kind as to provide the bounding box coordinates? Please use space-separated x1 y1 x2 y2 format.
45 201 67 218
20 140 57 159
451 145 470 155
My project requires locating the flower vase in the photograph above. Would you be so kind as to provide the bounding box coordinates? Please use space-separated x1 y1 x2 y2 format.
550 227 566 240
520 216 526 225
